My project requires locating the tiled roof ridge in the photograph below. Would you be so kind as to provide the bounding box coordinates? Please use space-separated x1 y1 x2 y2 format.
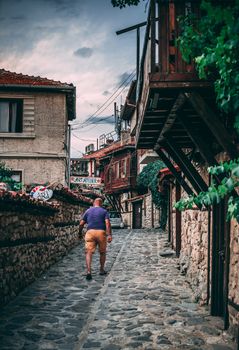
0 189 59 211
83 140 135 159
83 141 121 159
0 68 74 87
53 187 93 205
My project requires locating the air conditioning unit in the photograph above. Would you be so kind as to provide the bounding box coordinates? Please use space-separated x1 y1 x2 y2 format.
85 143 95 154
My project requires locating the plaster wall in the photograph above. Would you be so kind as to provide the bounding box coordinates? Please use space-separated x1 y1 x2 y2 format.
0 92 68 185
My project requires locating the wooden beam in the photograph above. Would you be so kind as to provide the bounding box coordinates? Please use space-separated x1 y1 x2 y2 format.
116 21 147 35
150 0 156 73
137 27 140 80
106 194 116 211
140 130 161 133
163 135 208 194
176 111 218 166
186 92 238 159
145 109 168 118
154 145 195 196
175 181 181 258
144 115 166 119
157 93 186 143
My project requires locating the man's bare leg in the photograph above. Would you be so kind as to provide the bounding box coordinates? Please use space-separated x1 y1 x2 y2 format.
85 251 93 279
100 252 106 274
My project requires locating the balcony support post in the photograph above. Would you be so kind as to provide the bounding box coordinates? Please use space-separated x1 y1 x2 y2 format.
154 145 194 196
150 0 156 73
163 135 208 194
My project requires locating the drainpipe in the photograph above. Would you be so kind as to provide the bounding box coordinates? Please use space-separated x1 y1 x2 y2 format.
207 175 211 305
67 123 71 187
151 195 154 228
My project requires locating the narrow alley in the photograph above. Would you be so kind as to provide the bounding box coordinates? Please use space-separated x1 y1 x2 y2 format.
0 229 235 350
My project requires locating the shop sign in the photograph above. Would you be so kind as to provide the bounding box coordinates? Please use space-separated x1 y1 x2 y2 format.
70 176 102 186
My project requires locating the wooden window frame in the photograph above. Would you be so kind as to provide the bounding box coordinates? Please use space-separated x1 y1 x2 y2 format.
0 99 23 133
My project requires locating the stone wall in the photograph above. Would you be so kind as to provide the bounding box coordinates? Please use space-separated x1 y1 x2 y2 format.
142 194 160 229
179 209 209 305
143 194 153 228
228 219 239 339
0 194 90 306
173 155 239 341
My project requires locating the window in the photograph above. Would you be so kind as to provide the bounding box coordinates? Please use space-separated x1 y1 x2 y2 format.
121 159 127 178
0 99 23 133
11 170 22 183
107 167 112 183
116 162 120 178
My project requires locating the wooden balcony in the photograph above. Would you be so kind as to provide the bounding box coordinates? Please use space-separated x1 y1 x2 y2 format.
136 0 215 150
103 152 137 195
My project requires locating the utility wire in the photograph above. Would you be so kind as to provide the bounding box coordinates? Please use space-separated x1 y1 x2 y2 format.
72 69 136 128
72 133 96 142
72 114 114 131
72 70 135 127
72 76 134 132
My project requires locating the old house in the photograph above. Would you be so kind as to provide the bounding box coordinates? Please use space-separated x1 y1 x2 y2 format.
120 81 163 229
0 69 76 187
127 0 239 346
99 131 136 227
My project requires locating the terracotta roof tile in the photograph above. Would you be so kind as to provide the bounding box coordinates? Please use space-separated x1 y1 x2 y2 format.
0 68 74 88
83 140 135 159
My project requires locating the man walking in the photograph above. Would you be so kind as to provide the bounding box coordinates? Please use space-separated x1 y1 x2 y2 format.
79 198 112 280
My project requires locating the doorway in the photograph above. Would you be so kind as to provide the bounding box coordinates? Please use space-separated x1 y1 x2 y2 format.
132 200 142 229
211 199 230 329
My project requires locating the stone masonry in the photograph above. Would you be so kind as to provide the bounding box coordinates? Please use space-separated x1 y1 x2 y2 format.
0 193 90 306
179 209 209 305
228 219 239 340
0 229 236 350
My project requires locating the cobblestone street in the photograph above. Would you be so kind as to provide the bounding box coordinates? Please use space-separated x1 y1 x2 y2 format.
0 229 236 350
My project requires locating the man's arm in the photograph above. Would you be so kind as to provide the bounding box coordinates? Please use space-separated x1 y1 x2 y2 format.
79 219 86 235
105 219 112 242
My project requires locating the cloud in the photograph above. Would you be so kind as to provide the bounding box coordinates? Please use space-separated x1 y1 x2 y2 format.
118 71 133 86
11 16 26 21
102 90 110 96
90 115 115 125
74 47 93 58
0 0 147 157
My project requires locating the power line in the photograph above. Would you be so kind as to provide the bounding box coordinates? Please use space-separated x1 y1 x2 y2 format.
72 114 114 131
71 146 83 155
72 69 136 128
72 70 135 127
72 133 96 142
71 76 134 132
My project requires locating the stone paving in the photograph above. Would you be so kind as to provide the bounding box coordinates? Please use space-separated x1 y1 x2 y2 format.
0 229 236 350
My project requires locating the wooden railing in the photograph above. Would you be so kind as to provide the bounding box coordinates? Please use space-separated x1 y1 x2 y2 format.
136 0 200 103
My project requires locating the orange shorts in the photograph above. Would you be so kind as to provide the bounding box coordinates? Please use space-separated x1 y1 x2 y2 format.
85 229 107 254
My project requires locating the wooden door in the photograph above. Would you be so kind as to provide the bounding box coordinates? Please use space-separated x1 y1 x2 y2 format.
211 199 230 328
175 181 182 257
132 201 142 229
168 182 173 243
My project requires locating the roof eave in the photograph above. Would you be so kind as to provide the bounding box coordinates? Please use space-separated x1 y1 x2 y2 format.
0 84 76 121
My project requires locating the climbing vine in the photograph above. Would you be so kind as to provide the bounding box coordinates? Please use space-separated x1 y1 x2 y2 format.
111 0 143 8
175 1 239 220
137 160 165 208
175 160 239 221
178 0 239 130
137 160 168 228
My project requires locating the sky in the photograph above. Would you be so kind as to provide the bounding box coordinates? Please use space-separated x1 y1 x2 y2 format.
0 0 148 157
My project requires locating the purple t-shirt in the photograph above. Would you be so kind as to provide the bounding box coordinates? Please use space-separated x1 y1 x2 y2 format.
82 206 110 230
